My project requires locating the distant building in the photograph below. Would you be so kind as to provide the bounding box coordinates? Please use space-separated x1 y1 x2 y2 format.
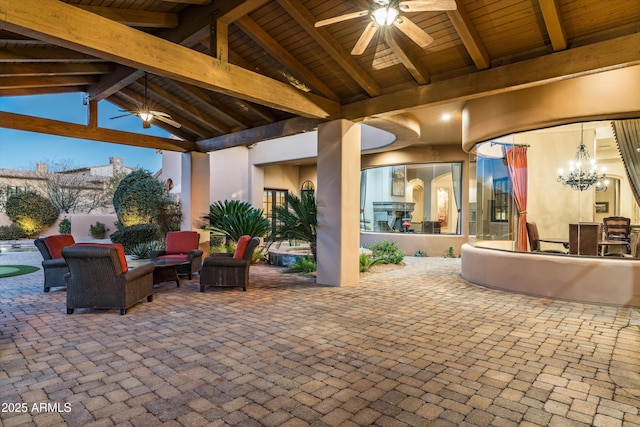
0 157 135 215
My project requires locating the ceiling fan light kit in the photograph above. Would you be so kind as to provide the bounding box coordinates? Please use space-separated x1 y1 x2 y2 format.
109 73 181 130
315 0 457 55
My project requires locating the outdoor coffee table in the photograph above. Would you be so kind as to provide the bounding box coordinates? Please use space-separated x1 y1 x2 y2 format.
128 259 189 287
152 259 190 287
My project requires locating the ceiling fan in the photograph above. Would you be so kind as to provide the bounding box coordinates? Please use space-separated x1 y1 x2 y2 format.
315 0 457 55
110 73 181 129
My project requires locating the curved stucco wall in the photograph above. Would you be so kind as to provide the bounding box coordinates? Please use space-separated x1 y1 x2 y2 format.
462 65 640 151
461 244 640 306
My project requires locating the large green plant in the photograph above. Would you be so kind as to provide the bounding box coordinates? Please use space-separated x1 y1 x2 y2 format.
112 169 181 232
203 200 270 242
5 191 59 237
271 192 317 261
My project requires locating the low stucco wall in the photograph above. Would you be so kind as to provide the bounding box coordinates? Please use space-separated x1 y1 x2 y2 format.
461 243 640 306
361 232 466 257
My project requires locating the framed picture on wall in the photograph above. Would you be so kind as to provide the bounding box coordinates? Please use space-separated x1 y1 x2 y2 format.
391 166 405 196
595 202 609 213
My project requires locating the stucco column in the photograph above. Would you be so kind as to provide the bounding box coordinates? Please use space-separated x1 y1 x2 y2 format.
316 120 361 286
181 152 210 253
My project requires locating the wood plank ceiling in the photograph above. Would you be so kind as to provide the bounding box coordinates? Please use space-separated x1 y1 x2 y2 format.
1 0 639 153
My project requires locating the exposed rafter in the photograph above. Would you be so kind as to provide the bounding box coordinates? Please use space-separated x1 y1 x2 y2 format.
538 0 568 51
0 111 194 151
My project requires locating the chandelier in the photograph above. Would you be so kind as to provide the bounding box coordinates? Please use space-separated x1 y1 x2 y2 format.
557 124 607 191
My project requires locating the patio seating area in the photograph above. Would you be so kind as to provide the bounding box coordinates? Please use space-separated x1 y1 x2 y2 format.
1 250 640 426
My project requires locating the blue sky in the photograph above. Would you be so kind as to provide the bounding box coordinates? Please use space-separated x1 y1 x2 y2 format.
0 93 170 171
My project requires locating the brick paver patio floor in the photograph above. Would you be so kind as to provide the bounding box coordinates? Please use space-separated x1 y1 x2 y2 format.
1 250 639 426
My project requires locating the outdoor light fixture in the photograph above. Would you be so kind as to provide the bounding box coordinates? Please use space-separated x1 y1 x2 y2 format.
557 124 607 191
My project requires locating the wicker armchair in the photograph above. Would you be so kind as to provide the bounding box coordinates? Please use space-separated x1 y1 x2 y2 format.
62 244 154 315
151 231 203 279
34 234 75 292
200 236 260 292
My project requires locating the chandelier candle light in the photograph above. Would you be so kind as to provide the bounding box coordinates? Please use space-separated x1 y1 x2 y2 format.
557 124 608 191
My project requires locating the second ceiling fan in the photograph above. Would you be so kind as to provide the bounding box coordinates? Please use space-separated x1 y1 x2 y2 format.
315 0 457 55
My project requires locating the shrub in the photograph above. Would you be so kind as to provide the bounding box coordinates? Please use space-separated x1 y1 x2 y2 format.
283 256 316 273
5 191 59 237
414 249 427 257
89 221 107 239
204 200 270 243
110 223 163 253
368 240 405 264
359 253 383 272
59 218 71 234
113 169 181 232
129 240 165 259
0 224 26 240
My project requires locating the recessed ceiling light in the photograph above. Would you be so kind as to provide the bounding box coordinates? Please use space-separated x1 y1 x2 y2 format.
441 113 452 121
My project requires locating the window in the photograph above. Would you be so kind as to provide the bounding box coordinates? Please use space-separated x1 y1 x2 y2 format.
263 189 287 236
361 163 463 235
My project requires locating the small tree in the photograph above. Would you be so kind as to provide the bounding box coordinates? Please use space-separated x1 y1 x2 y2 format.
113 169 181 232
5 191 59 237
271 192 317 261
33 160 111 214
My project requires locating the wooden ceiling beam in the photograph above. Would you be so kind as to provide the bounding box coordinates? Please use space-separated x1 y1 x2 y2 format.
446 3 491 70
196 117 323 152
0 75 99 89
343 32 640 120
538 0 568 51
0 62 114 77
384 33 430 85
0 86 85 96
0 111 194 152
276 0 381 98
0 46 105 62
235 16 339 101
87 66 145 102
0 0 339 118
216 0 271 24
158 0 211 5
87 1 269 104
74 6 179 28
173 81 253 129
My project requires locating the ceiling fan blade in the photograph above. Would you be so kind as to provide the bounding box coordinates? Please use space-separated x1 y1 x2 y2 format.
352 22 379 55
393 18 434 48
150 110 171 118
110 113 135 120
153 114 182 128
398 0 457 12
315 10 369 27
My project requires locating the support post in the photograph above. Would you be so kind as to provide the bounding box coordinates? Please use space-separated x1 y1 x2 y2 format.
316 120 361 286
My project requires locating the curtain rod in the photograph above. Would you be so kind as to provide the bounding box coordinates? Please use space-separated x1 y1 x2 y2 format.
490 141 530 148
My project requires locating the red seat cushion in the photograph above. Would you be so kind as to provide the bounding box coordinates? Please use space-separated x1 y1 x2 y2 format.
234 235 252 259
165 231 199 255
43 234 76 259
157 254 188 263
73 243 128 273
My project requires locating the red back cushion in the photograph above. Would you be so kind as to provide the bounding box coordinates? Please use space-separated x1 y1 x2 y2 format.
165 231 199 254
43 234 76 259
234 235 252 259
73 243 128 273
